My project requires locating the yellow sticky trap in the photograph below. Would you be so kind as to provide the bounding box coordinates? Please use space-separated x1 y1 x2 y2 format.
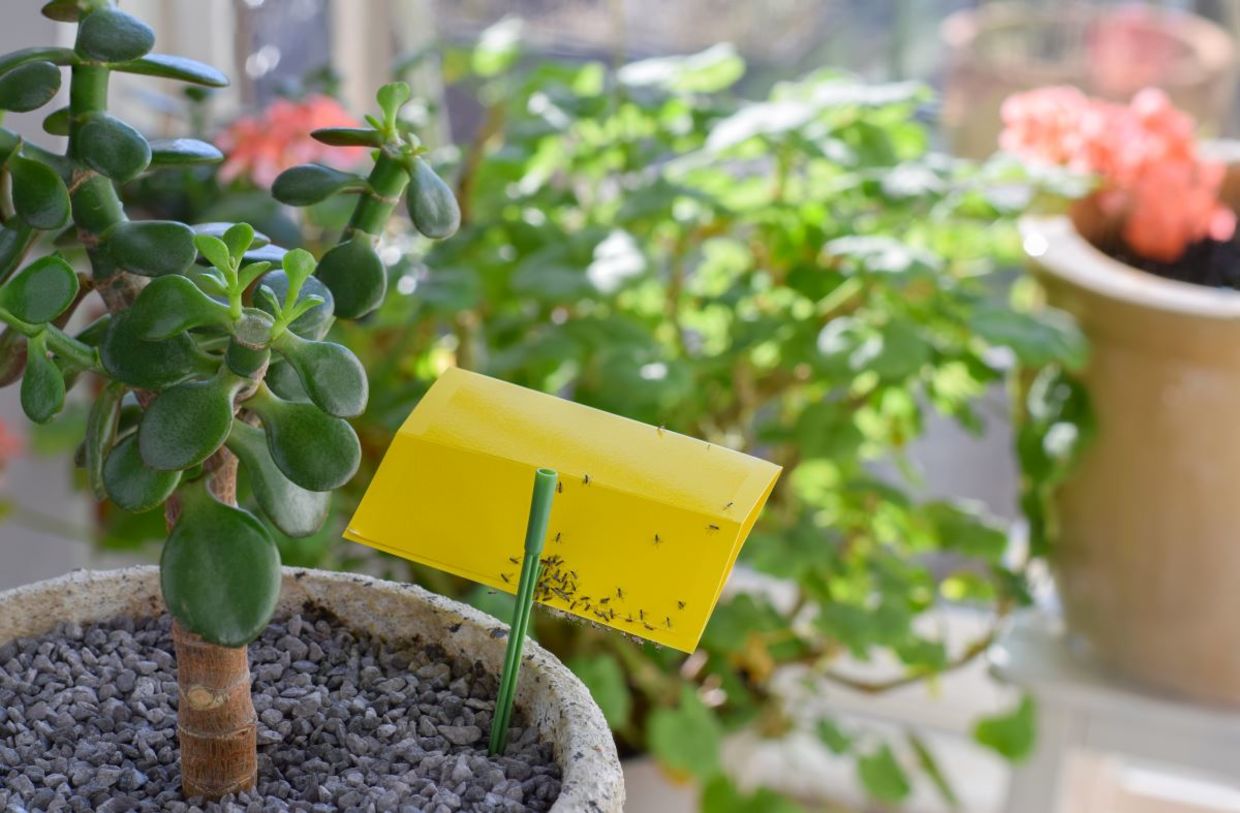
345 368 781 652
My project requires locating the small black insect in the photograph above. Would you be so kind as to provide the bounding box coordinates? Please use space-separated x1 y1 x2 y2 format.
582 473 591 485
724 501 733 510
707 524 720 531
642 622 655 631
500 573 511 584
599 597 610 605
654 534 662 545
557 481 563 494
664 617 672 629
639 609 646 621
554 532 561 542
508 556 519 565
677 600 686 610
616 587 623 599
625 614 634 623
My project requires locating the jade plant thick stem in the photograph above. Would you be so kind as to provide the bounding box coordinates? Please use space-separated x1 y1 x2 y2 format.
0 0 458 799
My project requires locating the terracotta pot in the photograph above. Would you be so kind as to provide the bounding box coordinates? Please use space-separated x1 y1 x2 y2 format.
941 3 1236 159
1022 201 1240 705
0 567 625 811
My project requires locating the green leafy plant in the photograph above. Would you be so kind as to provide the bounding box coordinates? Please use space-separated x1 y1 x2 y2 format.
0 0 456 799
322 32 1083 807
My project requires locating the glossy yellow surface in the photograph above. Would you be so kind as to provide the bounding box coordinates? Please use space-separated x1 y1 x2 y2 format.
345 367 781 652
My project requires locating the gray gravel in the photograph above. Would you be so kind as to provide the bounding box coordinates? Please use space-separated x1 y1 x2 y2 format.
0 609 561 812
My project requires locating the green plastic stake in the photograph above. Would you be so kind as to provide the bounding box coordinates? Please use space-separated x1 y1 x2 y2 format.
489 466 557 755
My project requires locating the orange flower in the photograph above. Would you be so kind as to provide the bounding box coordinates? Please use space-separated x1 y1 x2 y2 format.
1001 86 1233 262
0 417 21 475
217 94 366 189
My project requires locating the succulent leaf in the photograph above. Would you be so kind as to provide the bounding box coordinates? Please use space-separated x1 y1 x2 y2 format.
20 332 64 423
191 222 270 248
314 236 385 319
160 487 281 648
0 254 78 324
111 54 228 88
128 275 233 340
84 381 124 500
272 164 366 206
148 138 223 166
100 309 215 390
271 330 367 418
139 372 244 471
0 61 62 112
247 384 361 491
76 8 155 63
105 220 197 277
407 158 461 239
10 153 70 231
227 420 330 538
42 106 69 136
78 113 151 182
102 431 180 512
311 127 383 148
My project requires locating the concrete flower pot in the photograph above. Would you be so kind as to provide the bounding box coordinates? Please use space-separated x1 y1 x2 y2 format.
942 3 1236 159
1022 203 1240 705
0 566 625 811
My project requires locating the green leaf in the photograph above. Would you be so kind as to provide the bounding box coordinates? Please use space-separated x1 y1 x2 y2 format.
406 158 460 240
701 776 806 813
111 54 228 87
160 486 281 647
0 61 62 112
76 8 154 63
102 431 180 512
77 113 151 182
974 695 1036 762
969 306 1087 370
272 164 366 207
105 220 197 277
924 501 1008 561
815 718 853 755
315 236 385 319
227 420 329 538
254 271 334 341
139 373 243 471
246 384 361 491
148 138 223 166
42 106 69 136
0 254 77 324
99 309 216 389
618 43 744 94
280 247 316 296
470 18 523 78
84 380 124 501
908 731 960 809
190 222 270 248
194 233 232 274
127 275 233 340
857 744 911 803
222 222 255 260
568 654 631 728
271 330 367 418
10 153 70 231
0 47 76 76
41 2 79 22
311 127 382 148
376 81 411 126
648 686 722 781
20 333 64 423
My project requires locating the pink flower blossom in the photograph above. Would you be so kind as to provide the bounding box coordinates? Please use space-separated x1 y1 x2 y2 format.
217 94 366 189
1001 86 1234 263
0 417 21 476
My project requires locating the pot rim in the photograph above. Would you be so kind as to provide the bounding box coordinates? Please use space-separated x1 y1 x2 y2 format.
1020 214 1240 320
0 566 624 813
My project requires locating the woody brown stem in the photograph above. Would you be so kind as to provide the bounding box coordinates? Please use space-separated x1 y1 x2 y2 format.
171 620 258 799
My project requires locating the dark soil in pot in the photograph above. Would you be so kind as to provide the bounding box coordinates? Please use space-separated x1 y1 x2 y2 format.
1110 234 1240 289
0 608 561 812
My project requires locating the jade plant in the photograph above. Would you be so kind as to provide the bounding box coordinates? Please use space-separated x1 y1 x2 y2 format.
0 1 457 799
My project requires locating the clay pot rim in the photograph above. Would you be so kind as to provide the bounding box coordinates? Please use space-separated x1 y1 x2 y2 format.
0 566 625 813
1021 214 1240 320
941 2 1235 90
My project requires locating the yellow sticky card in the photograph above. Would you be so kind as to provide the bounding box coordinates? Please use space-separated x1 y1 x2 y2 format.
345 367 781 652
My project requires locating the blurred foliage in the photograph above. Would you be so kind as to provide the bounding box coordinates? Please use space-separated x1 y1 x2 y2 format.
100 23 1093 808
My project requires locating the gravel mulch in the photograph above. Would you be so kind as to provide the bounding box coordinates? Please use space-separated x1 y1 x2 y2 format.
0 608 561 812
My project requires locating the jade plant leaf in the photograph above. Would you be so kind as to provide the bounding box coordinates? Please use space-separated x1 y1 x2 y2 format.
311 127 383 148
315 236 385 319
0 254 78 324
227 420 330 538
147 138 223 167
247 385 361 491
263 358 308 402
139 373 243 471
191 222 270 248
105 220 197 277
42 106 69 136
84 380 124 500
20 333 64 423
102 431 180 512
75 8 155 63
0 47 76 75
256 270 335 339
78 113 151 182
160 488 281 648
272 164 366 206
41 2 79 22
407 158 461 239
127 275 233 340
100 310 215 390
0 328 26 387
0 61 61 112
271 330 367 418
10 153 70 231
111 54 228 88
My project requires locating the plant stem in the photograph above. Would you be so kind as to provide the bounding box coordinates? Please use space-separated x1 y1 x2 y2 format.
345 151 410 238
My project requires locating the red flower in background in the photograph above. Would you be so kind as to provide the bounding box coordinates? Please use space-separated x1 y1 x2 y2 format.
1001 86 1234 262
217 94 366 189
0 417 21 477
